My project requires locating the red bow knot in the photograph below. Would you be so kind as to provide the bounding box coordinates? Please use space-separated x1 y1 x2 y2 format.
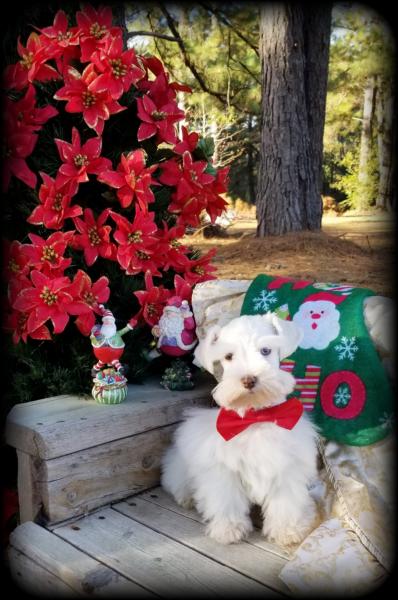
216 398 304 441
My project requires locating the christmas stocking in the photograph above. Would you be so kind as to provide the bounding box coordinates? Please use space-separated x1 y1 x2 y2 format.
241 274 394 446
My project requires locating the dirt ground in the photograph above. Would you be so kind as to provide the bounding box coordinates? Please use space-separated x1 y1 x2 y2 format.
187 211 396 298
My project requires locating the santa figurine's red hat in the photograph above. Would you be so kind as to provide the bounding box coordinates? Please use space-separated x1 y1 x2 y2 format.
98 304 114 318
303 292 345 304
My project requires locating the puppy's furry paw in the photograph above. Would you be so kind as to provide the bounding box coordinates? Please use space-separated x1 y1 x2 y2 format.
263 511 318 548
206 517 253 544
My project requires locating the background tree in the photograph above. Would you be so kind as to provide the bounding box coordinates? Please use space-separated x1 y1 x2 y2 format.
323 4 395 211
256 3 332 236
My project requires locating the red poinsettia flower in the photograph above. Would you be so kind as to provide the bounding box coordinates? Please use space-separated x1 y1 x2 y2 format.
137 94 184 145
182 248 218 286
72 208 116 266
69 269 110 336
173 126 199 155
202 166 229 223
54 127 112 188
76 4 120 63
159 151 214 226
54 64 126 135
90 34 145 100
133 271 172 327
2 131 38 191
12 270 90 336
2 240 30 281
111 208 160 276
36 9 80 74
23 231 73 275
169 273 193 305
4 84 58 137
27 172 82 230
155 222 189 272
3 32 60 90
139 57 192 102
98 150 158 210
4 277 51 343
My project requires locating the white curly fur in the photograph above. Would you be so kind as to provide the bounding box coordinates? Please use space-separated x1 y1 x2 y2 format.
161 314 319 546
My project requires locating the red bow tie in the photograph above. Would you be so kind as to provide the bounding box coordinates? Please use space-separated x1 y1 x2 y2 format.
216 398 304 441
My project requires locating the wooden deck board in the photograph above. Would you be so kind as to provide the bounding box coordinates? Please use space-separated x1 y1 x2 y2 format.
9 487 291 597
114 492 289 594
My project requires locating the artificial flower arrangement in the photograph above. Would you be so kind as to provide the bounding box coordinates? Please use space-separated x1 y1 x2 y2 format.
2 4 228 402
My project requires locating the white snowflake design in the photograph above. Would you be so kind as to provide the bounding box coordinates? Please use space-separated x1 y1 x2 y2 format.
379 412 394 430
333 384 351 407
252 289 278 312
334 336 359 361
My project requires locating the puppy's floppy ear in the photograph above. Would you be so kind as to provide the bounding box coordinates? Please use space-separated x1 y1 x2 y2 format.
193 324 221 374
269 313 303 359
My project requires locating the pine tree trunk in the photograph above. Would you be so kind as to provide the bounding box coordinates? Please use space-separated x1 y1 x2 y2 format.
376 78 395 211
357 76 376 210
247 116 256 205
256 3 331 236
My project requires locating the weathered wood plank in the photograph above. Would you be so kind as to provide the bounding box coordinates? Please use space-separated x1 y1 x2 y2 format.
137 487 292 560
9 521 154 597
7 547 79 597
38 425 176 524
16 450 42 524
54 507 278 597
114 496 289 594
6 375 213 459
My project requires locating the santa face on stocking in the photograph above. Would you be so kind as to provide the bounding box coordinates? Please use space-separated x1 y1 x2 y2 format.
292 294 344 350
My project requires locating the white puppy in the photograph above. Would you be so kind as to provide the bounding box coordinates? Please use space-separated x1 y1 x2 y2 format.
161 313 319 546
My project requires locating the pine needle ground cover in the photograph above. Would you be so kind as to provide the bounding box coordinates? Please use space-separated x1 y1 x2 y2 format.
1 4 228 413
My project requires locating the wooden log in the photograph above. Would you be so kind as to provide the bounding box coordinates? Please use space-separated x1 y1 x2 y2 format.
16 450 42 523
9 521 154 597
37 425 176 523
6 376 213 460
7 547 79 597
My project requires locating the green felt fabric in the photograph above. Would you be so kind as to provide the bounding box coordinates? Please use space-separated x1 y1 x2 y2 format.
241 274 394 446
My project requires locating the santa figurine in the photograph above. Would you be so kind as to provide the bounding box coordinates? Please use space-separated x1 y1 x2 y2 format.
151 297 197 357
90 305 135 375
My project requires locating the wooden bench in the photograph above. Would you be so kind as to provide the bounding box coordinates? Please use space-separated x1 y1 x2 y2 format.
5 375 291 597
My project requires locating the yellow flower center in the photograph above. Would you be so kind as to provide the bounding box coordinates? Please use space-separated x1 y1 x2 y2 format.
82 90 97 108
128 231 142 243
147 304 157 316
109 58 127 79
88 227 101 245
89 22 108 39
193 266 205 275
8 259 20 273
170 239 181 249
53 193 63 212
41 245 58 262
151 110 166 121
40 286 58 306
83 291 96 305
136 250 150 260
57 31 72 42
74 153 89 167
20 52 34 70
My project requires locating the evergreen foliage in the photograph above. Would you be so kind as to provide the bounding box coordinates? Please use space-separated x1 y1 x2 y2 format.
1 2 228 413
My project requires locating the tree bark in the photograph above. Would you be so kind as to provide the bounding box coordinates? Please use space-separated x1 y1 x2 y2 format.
376 78 395 211
357 75 376 210
256 3 331 236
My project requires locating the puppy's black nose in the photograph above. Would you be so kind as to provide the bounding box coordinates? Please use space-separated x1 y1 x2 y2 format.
241 375 257 390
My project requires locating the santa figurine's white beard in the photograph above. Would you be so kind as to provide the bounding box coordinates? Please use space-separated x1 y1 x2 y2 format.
101 323 117 338
159 313 184 338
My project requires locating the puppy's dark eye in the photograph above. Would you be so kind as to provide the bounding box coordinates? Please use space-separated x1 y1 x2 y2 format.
260 347 271 356
225 353 233 361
